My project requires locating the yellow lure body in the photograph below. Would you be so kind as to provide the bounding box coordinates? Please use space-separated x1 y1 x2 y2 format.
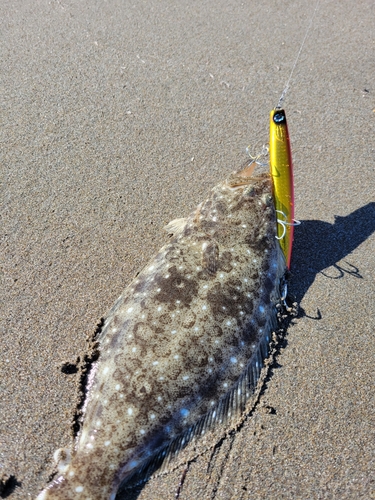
269 108 295 269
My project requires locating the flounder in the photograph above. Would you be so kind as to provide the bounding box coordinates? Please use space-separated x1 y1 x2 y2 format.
37 161 287 500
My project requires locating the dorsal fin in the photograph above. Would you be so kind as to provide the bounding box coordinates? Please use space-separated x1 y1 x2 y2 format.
117 309 281 493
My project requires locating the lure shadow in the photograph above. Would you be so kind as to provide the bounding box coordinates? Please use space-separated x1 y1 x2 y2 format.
117 202 375 500
290 202 375 307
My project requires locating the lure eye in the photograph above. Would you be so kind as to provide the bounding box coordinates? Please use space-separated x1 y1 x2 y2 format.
273 111 286 124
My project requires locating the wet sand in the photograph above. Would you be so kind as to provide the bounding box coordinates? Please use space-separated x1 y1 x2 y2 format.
1 0 375 498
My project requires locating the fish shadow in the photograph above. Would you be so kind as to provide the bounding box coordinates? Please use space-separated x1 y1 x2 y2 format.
0 476 22 498
118 202 375 500
290 202 375 311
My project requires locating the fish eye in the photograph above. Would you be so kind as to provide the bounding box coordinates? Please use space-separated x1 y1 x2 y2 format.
261 194 272 206
244 185 256 197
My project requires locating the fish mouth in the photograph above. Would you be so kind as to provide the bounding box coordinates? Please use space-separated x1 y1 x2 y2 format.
227 161 270 189
235 160 257 179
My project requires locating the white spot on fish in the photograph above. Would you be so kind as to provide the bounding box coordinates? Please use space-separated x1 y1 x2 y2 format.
75 486 84 493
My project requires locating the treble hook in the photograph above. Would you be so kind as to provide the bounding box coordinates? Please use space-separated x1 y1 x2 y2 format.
246 144 269 167
275 210 301 240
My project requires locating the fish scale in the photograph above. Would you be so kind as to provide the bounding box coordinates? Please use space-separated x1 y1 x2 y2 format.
37 165 286 500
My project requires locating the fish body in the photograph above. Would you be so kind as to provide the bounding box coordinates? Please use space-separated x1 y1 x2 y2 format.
37 164 286 500
269 108 295 268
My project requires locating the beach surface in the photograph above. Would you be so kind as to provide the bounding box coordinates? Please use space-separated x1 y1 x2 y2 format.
1 0 374 498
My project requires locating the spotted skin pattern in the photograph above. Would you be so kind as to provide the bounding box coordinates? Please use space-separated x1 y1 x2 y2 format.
37 166 286 500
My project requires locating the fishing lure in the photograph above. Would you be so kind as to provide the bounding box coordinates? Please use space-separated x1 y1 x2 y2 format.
269 108 295 269
37 161 288 500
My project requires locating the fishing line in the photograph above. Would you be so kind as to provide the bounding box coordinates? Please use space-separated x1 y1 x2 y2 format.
247 1 321 159
276 0 321 109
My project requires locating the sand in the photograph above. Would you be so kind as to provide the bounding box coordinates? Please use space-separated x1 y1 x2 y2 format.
1 0 374 498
